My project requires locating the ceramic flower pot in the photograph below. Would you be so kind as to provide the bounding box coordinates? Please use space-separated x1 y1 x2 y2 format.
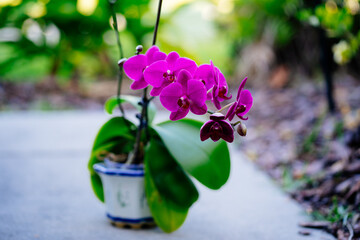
93 161 155 229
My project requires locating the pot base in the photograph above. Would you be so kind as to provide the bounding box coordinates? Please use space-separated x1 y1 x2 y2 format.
109 220 157 229
106 213 156 229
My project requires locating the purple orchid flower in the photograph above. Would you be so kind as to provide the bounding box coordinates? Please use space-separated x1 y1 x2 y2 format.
211 61 232 109
225 77 253 121
159 69 207 121
143 51 198 96
200 113 234 143
123 46 166 90
193 62 216 100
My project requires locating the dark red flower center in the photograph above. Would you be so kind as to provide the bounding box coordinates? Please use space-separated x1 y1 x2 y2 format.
217 86 231 100
209 122 222 140
177 96 190 109
218 86 227 98
235 104 246 114
163 70 176 83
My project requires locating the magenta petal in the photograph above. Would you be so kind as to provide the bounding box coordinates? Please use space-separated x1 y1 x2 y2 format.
170 107 189 121
152 51 167 63
177 70 192 89
146 46 166 64
173 58 197 75
225 102 236 121
130 77 148 90
218 121 234 143
207 91 212 100
219 73 232 100
150 81 171 96
200 121 213 141
160 82 184 112
187 79 207 106
145 45 159 60
143 60 167 87
218 71 227 86
194 64 215 90
123 55 147 81
150 86 162 96
237 77 248 101
212 84 218 98
212 85 221 109
213 98 221 110
213 66 220 85
190 103 207 115
238 89 253 116
166 52 180 69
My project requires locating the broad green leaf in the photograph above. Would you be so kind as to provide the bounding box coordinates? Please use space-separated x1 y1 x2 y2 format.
145 138 195 232
146 136 199 209
153 118 230 190
104 95 156 123
88 117 136 202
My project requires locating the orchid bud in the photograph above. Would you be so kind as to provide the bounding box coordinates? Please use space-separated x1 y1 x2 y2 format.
118 58 127 67
236 122 247 137
136 45 143 54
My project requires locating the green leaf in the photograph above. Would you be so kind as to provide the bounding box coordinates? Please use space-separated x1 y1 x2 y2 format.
145 138 197 232
88 117 136 202
104 95 156 123
153 118 230 190
146 136 199 209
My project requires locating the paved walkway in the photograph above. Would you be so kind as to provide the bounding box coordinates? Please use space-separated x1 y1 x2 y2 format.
0 111 334 240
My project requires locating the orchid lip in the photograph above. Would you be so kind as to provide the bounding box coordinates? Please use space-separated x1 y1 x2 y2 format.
177 96 190 109
235 105 246 114
211 122 221 132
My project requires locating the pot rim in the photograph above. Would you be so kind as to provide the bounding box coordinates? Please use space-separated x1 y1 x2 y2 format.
93 163 144 177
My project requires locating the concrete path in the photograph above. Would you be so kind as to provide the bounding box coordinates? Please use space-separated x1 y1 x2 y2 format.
0 111 334 240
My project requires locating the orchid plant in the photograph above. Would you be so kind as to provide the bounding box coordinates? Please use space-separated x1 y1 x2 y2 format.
88 0 253 233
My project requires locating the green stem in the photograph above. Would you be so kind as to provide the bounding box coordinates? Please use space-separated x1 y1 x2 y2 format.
217 102 234 113
109 1 125 117
231 121 241 127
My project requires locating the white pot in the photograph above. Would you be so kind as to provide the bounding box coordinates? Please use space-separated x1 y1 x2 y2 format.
93 161 154 226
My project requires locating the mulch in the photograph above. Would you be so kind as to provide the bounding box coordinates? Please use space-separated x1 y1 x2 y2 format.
239 73 360 240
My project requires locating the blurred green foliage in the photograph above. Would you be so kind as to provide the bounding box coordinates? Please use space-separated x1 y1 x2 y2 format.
220 0 360 66
0 0 359 85
297 0 360 65
223 0 301 48
0 0 152 83
0 0 233 84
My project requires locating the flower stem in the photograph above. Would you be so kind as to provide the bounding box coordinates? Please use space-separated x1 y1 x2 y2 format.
217 102 234 113
109 1 125 117
128 0 163 165
152 0 163 46
231 121 241 127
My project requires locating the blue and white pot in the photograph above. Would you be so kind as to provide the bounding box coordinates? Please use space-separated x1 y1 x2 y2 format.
93 161 154 227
